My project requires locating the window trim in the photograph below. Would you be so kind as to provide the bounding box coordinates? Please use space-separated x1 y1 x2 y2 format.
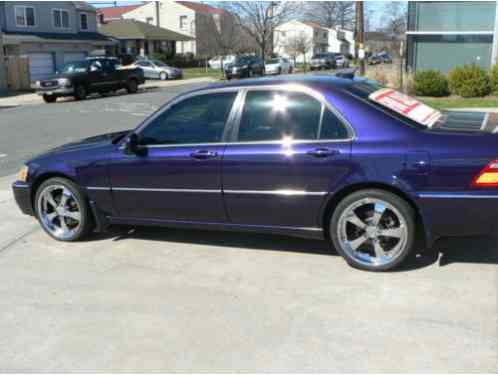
123 85 355 150
52 8 71 29
79 12 89 31
14 5 36 28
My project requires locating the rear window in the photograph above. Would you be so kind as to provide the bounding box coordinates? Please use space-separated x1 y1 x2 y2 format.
349 79 442 128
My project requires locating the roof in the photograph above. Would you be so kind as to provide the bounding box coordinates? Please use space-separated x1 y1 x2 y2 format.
302 21 328 30
2 30 114 45
99 19 193 41
175 1 226 14
96 4 144 20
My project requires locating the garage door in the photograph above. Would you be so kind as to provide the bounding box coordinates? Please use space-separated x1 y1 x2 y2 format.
27 53 54 82
63 52 87 64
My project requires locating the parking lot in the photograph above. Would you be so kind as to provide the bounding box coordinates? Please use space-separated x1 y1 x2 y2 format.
0 83 496 372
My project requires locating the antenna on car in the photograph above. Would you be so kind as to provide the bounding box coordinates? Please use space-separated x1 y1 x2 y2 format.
335 68 357 80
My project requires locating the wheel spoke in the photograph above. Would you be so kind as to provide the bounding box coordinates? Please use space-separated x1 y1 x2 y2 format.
44 192 57 208
373 241 387 258
371 202 386 226
348 234 368 251
59 216 69 233
46 212 58 222
64 211 81 222
58 188 71 208
346 212 367 230
379 227 403 238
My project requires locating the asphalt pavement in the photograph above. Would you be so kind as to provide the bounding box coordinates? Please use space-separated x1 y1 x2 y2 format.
0 81 496 372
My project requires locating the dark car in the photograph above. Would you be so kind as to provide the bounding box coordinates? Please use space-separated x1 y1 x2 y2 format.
369 52 393 65
310 53 337 70
224 55 265 79
35 58 146 103
12 75 498 271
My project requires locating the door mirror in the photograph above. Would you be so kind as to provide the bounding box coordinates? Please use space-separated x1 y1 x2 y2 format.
124 133 147 156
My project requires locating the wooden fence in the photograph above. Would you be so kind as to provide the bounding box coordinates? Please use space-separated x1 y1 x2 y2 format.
4 55 31 91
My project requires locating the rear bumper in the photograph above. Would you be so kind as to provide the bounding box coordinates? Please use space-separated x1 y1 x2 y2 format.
12 181 34 216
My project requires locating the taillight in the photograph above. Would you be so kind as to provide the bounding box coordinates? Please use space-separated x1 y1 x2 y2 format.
473 158 498 187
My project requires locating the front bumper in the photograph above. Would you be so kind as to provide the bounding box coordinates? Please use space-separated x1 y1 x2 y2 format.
37 87 74 96
12 181 34 216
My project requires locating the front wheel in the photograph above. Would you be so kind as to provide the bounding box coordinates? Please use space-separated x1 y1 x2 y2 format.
159 72 168 81
74 85 87 100
126 79 138 94
35 177 94 241
42 94 57 103
330 189 416 271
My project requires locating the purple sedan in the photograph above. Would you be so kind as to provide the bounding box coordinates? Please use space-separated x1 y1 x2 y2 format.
12 75 498 271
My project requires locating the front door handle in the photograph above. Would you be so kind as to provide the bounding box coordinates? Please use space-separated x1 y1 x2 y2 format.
307 148 339 158
190 150 218 160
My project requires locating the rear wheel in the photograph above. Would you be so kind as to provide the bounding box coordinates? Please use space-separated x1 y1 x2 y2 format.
330 189 416 271
74 85 87 100
42 94 57 103
126 79 138 94
159 72 168 81
35 177 94 241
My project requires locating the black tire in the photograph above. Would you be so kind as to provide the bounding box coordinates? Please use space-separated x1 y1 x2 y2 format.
329 189 416 272
42 94 57 103
126 79 138 94
74 85 87 100
34 177 94 242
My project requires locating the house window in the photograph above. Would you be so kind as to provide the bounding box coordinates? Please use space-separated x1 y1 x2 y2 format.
15 6 35 27
146 17 153 24
53 9 70 29
80 13 88 30
179 15 188 30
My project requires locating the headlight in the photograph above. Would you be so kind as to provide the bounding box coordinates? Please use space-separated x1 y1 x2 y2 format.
57 78 71 87
19 165 29 182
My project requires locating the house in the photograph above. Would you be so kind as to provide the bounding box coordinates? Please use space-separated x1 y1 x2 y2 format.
365 31 402 56
98 1 236 57
0 1 115 82
99 19 193 58
274 21 329 64
406 1 498 73
327 28 355 57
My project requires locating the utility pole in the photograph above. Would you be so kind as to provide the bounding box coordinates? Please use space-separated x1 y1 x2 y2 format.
356 1 365 75
155 1 160 27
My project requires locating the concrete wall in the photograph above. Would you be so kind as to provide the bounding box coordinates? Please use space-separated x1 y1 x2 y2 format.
3 1 97 34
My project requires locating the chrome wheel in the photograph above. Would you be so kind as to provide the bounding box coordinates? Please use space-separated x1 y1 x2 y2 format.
37 184 81 240
336 198 408 267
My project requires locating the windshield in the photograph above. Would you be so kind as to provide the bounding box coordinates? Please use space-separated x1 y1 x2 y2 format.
61 61 88 73
267 59 280 64
236 57 251 64
152 60 167 67
350 79 442 128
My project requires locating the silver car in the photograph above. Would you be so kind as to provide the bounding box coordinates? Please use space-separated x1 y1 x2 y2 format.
135 59 183 80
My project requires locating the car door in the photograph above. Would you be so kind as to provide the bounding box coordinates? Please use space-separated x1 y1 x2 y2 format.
100 59 120 90
109 90 240 222
136 61 155 79
222 87 353 229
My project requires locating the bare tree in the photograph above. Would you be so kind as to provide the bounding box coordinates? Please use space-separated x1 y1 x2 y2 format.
282 32 313 71
381 2 407 56
217 1 299 61
304 1 355 30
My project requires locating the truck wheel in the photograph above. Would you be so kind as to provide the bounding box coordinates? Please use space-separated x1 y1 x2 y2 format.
74 85 87 100
127 79 138 94
42 94 57 103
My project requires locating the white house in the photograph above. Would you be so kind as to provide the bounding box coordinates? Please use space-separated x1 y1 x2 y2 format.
100 1 230 57
327 28 355 57
274 20 329 64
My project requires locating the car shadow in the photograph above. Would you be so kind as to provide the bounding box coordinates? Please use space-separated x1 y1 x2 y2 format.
55 87 160 104
82 225 498 272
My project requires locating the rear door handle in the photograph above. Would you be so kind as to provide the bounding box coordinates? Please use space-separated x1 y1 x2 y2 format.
190 150 218 160
307 148 340 158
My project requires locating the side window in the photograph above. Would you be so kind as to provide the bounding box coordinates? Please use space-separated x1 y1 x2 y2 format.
139 92 237 145
319 108 350 140
238 91 322 142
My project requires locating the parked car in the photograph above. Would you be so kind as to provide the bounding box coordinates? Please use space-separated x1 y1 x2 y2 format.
335 54 350 69
208 55 236 70
135 59 183 80
13 75 498 272
310 53 337 70
369 52 393 65
265 57 293 75
224 55 265 79
35 58 145 103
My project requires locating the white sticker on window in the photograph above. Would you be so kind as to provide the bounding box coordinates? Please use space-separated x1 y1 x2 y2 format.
369 88 442 127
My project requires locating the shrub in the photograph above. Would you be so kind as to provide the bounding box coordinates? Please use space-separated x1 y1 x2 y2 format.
490 64 498 95
448 64 491 98
414 70 449 97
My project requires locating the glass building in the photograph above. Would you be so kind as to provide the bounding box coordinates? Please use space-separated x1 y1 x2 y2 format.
406 1 498 73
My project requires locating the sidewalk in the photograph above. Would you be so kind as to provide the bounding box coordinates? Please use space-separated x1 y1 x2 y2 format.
0 77 216 108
